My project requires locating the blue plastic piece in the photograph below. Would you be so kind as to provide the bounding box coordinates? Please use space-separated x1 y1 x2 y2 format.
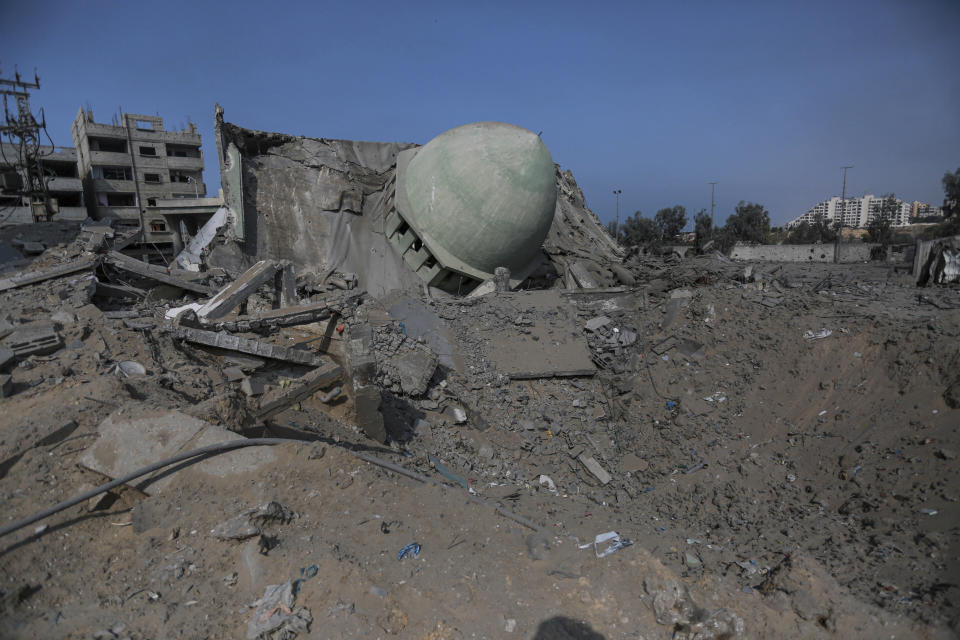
397 542 421 561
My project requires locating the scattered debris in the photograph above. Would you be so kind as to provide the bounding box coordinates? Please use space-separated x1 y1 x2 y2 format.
397 542 421 561
579 531 633 558
247 581 312 640
211 501 292 540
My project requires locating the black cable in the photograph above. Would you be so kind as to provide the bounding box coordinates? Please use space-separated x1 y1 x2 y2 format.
2 438 546 540
0 438 291 539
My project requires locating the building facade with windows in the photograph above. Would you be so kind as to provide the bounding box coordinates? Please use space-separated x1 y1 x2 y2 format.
910 201 943 219
787 195 911 229
0 142 87 223
71 108 206 237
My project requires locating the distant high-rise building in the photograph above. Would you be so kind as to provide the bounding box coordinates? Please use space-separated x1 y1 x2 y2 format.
910 201 943 219
787 195 911 229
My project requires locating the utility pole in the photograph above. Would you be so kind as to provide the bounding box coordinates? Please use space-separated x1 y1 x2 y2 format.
0 66 52 221
709 181 718 229
612 189 622 243
834 165 853 262
839 165 853 227
122 113 147 244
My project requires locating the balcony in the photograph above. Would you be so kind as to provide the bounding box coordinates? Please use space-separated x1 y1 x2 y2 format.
92 178 135 192
46 176 83 192
165 154 204 170
88 150 133 166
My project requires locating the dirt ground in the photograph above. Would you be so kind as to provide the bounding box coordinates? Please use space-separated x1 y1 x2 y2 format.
0 235 958 639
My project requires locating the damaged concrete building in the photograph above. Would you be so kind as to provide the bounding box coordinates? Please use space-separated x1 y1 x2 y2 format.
208 106 623 297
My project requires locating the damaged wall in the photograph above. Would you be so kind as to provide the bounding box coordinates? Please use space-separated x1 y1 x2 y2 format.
214 109 623 295
731 242 877 263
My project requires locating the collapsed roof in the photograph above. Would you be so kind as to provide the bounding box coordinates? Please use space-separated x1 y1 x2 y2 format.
211 107 623 296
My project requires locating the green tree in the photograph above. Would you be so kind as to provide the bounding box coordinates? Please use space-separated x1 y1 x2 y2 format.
654 205 687 240
620 210 659 247
725 201 771 243
786 211 835 244
693 209 712 251
866 193 898 245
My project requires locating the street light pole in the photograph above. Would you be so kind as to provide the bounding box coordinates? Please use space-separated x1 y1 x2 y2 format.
709 181 717 230
613 189 622 242
838 165 853 227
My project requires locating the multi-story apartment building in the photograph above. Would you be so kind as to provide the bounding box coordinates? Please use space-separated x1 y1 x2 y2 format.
71 108 206 227
0 142 86 223
787 195 911 229
910 201 943 219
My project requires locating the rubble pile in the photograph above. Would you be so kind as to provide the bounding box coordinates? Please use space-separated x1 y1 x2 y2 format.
0 133 958 637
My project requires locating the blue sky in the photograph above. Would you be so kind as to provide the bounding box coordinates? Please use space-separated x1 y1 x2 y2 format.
2 0 957 227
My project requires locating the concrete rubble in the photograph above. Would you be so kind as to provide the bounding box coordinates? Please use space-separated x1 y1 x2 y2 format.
0 116 956 640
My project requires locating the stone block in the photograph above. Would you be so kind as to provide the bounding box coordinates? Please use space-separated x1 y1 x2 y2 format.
394 350 437 396
3 323 63 358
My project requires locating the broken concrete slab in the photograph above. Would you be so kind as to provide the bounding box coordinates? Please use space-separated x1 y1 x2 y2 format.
256 362 342 421
171 326 325 367
466 280 497 299
0 256 100 292
2 323 63 358
578 454 611 485
207 300 338 333
585 316 612 332
106 251 212 295
241 376 268 397
652 335 680 355
223 366 246 382
394 350 437 396
174 206 229 271
79 411 276 495
662 288 693 330
568 260 599 289
198 260 283 320
481 291 596 379
95 279 147 300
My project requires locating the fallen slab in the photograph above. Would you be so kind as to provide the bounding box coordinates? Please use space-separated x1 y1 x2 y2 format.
481 290 596 379
105 251 212 294
208 300 337 332
198 259 284 320
0 257 100 292
171 326 325 367
79 411 276 495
